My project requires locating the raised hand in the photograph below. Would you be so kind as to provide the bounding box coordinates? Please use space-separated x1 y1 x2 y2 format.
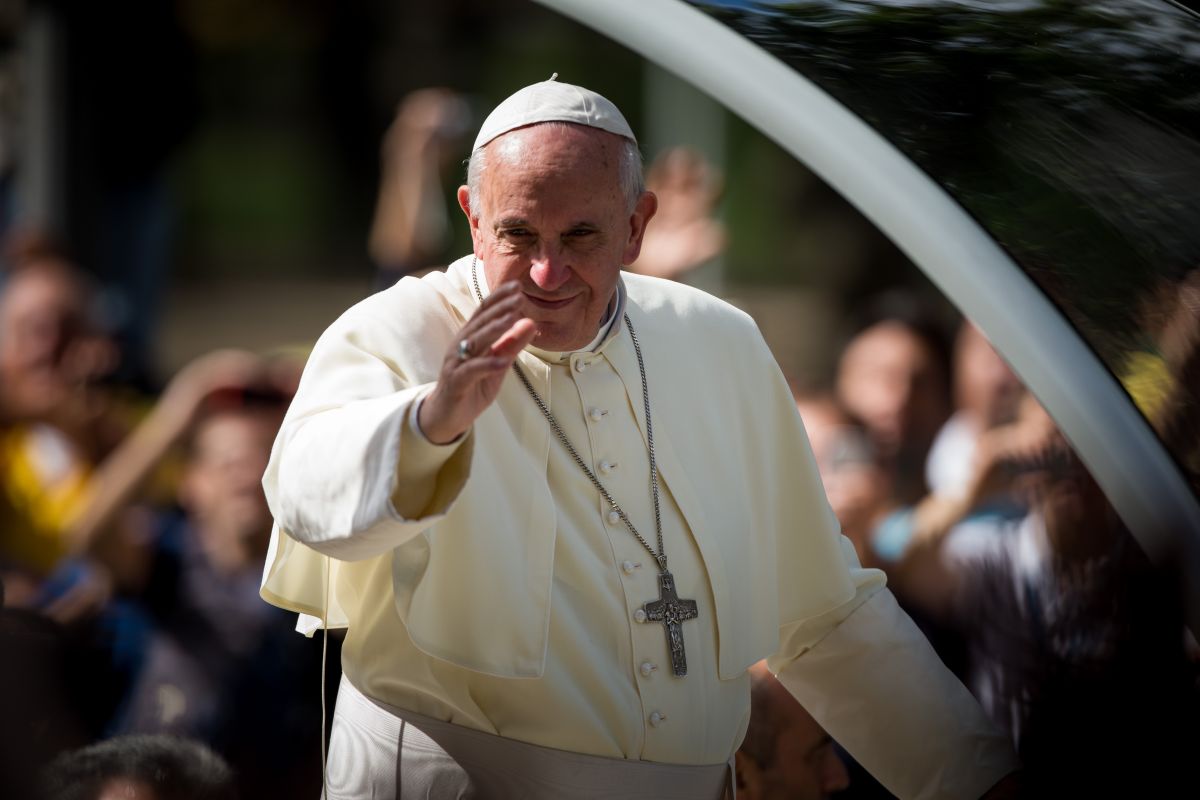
629 146 725 281
418 281 537 444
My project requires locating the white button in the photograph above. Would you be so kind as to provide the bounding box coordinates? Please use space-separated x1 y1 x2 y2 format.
621 560 639 574
589 407 607 421
574 359 588 372
599 460 616 474
649 711 666 727
633 609 647 623
640 661 657 677
607 510 621 525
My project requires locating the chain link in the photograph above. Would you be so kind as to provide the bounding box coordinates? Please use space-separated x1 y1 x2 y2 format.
471 257 668 571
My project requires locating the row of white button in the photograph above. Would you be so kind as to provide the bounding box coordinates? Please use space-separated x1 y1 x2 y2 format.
570 356 665 732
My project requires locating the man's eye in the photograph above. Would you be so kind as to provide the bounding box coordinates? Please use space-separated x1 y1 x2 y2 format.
501 228 531 239
567 228 594 237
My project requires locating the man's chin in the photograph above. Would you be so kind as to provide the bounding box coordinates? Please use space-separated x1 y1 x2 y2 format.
531 323 591 353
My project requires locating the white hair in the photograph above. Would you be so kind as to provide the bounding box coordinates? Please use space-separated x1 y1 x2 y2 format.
465 122 644 217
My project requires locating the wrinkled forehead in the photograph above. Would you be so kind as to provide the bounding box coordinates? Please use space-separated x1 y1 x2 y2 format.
482 124 628 204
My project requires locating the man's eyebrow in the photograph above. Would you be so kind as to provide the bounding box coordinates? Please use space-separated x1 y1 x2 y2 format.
493 217 599 230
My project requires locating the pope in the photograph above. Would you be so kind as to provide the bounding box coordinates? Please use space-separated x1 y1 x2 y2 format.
260 77 1019 799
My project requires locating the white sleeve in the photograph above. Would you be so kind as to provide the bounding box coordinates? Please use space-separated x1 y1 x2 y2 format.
769 539 1019 799
263 305 473 562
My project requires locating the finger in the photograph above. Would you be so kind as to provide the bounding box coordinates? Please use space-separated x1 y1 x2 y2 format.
490 318 537 360
476 279 522 311
442 355 513 389
459 308 526 360
462 290 522 334
455 295 523 351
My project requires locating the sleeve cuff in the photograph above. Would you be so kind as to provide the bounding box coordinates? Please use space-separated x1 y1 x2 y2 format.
775 588 1019 799
408 391 468 448
391 388 473 521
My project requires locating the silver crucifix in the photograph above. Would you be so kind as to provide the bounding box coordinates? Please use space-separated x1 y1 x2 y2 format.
643 570 699 677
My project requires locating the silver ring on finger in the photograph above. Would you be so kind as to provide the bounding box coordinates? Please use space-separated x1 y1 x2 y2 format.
456 338 472 361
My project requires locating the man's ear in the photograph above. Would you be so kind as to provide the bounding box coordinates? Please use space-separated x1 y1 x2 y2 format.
457 185 482 253
734 750 761 800
621 190 659 266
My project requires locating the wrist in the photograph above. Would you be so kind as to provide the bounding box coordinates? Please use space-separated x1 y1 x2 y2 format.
415 394 466 446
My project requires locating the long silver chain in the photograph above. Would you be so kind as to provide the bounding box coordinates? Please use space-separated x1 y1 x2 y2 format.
471 257 668 571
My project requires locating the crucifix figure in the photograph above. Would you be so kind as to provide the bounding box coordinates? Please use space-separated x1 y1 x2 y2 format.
643 571 699 677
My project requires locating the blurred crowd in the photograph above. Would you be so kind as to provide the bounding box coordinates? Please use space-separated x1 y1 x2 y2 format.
796 300 1200 798
0 239 331 799
0 85 1196 800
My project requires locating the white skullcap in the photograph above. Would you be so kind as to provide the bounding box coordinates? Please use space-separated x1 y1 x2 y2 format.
472 74 636 152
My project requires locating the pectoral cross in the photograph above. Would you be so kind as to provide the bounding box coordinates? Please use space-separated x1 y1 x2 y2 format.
643 570 699 677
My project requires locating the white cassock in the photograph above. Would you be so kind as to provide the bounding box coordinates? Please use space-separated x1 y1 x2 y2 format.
261 255 1017 799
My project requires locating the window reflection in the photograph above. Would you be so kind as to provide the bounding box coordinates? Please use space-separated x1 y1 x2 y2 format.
693 0 1200 496
797 314 1200 796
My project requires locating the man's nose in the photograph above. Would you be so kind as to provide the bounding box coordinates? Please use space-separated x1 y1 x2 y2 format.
528 244 571 292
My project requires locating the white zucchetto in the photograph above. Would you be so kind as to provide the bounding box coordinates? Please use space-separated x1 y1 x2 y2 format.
472 74 637 151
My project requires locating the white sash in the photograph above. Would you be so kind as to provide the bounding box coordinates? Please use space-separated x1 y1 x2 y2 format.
325 675 734 799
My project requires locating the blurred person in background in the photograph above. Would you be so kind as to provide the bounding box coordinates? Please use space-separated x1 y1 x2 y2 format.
894 394 1198 796
369 87 473 286
0 248 128 622
924 321 1024 504
115 378 289 738
792 387 889 568
735 660 850 800
0 246 199 761
69 349 325 798
39 734 237 800
832 299 965 679
834 295 951 509
628 145 726 282
872 321 1027 613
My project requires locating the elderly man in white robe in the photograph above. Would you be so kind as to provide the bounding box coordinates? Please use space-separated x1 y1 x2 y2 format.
260 77 1020 799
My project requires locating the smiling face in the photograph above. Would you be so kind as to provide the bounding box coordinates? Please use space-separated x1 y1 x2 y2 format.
458 123 657 352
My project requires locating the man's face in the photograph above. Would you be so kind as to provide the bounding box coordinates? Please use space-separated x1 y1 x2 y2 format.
836 321 947 459
765 719 851 800
458 124 656 352
739 675 851 800
955 322 1022 429
0 264 87 414
183 410 276 547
